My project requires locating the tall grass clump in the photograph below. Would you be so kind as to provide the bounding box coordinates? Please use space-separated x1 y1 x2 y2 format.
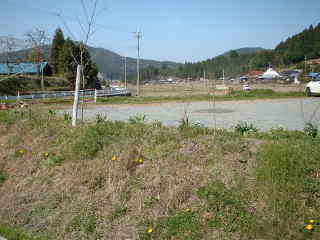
234 121 258 136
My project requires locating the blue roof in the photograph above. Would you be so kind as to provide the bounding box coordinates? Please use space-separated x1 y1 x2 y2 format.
0 62 48 74
308 72 319 78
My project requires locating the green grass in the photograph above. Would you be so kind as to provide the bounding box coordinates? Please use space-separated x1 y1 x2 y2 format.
0 171 6 185
98 89 304 105
0 224 53 240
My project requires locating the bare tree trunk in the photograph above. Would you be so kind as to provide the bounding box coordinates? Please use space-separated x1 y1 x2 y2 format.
72 65 82 126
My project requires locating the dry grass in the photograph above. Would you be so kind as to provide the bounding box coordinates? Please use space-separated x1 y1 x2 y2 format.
0 108 319 239
127 81 305 97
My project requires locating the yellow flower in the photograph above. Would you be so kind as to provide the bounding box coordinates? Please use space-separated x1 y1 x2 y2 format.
309 219 315 224
305 224 313 231
185 208 191 212
147 228 153 233
111 156 117 161
138 158 144 163
44 152 49 157
19 149 24 154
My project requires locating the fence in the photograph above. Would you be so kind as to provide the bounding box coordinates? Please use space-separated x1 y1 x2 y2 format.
0 88 131 101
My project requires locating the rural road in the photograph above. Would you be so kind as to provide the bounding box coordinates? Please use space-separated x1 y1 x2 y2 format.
65 97 320 131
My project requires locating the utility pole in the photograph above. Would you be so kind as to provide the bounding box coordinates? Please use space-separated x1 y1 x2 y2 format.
305 56 307 73
222 69 225 85
123 56 127 88
133 31 142 96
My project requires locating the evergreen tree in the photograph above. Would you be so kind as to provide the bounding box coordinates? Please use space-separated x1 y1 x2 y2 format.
59 38 99 90
50 28 65 75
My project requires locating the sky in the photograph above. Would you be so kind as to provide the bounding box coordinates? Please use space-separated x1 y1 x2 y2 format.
1 0 320 63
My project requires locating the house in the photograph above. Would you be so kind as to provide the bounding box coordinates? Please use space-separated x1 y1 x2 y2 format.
261 68 281 79
0 62 51 75
248 70 263 79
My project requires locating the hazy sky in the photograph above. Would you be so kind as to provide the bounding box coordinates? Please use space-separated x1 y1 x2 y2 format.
1 0 320 62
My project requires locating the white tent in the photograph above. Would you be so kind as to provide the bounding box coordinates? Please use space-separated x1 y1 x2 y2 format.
262 68 281 79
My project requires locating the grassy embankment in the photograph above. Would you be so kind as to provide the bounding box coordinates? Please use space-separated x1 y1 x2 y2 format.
0 108 319 239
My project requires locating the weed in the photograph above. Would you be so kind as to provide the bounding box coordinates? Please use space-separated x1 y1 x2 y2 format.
95 113 107 124
178 115 203 131
0 110 19 127
110 205 128 221
63 112 72 122
0 170 7 185
43 155 64 167
139 210 203 240
304 122 318 137
66 214 99 239
234 121 258 135
128 114 147 124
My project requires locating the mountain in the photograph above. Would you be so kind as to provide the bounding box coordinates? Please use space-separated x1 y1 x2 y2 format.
0 45 180 79
222 47 266 57
87 46 180 79
174 47 266 79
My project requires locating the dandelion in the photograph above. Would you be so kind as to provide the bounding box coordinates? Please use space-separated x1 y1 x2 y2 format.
44 152 49 157
185 208 191 212
147 228 153 233
111 156 117 161
19 149 25 154
305 224 313 231
309 220 315 224
138 158 144 164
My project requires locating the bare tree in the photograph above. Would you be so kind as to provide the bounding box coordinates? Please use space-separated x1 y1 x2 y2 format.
61 0 101 126
25 28 50 90
0 36 21 73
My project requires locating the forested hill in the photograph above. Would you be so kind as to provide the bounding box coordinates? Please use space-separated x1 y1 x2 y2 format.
0 45 180 80
275 24 320 64
171 48 265 79
87 46 180 79
170 23 320 79
222 47 265 56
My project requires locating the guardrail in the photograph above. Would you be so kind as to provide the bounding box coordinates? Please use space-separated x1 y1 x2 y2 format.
0 88 131 101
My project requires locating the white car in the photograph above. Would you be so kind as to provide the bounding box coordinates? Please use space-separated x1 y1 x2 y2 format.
243 84 251 91
306 75 320 96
